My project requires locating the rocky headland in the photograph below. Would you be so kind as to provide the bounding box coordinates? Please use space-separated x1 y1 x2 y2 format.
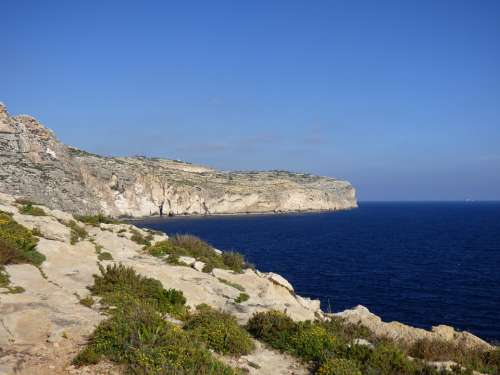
0 102 356 217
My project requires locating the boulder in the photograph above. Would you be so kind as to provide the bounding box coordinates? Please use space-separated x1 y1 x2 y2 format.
192 261 206 272
178 256 196 266
266 272 294 292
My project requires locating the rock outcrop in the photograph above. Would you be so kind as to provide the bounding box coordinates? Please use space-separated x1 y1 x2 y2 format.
0 102 357 217
333 305 493 350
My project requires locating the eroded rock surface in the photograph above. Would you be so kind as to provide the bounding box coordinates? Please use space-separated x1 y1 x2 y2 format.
0 102 357 217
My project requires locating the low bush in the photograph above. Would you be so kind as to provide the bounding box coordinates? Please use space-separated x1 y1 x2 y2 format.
66 220 88 244
316 357 362 375
98 251 113 261
246 310 296 351
0 212 44 266
89 263 187 319
73 302 237 374
18 203 46 216
319 316 373 343
291 322 338 362
0 211 45 293
31 227 43 237
75 214 122 227
235 292 249 303
130 228 154 246
184 304 254 356
222 251 245 273
146 235 249 273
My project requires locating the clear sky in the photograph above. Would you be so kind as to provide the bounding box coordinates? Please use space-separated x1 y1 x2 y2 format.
2 1 499 201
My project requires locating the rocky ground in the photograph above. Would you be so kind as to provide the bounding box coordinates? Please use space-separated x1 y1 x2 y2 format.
0 192 494 375
0 102 357 217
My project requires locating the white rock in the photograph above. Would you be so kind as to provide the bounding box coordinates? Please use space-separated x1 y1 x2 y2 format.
295 295 321 311
178 256 196 266
192 261 206 272
266 272 294 292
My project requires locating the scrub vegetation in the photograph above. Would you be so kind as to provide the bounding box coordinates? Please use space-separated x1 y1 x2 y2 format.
146 234 249 273
73 264 244 374
18 203 47 216
246 310 499 375
75 214 123 227
0 211 45 292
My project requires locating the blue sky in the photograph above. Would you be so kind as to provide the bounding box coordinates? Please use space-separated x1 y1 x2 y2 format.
2 1 499 200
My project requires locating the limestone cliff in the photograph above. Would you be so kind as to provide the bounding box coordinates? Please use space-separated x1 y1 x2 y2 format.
0 102 357 217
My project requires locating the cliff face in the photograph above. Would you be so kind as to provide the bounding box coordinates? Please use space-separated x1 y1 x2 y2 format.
0 103 357 217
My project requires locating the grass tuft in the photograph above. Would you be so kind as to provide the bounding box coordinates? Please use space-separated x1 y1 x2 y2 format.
235 293 249 304
75 214 122 227
19 203 46 216
66 220 88 244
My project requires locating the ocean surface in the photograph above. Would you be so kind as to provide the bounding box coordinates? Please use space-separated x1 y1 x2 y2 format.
135 202 500 342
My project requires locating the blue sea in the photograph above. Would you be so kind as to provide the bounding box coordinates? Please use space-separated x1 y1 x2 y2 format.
135 202 500 342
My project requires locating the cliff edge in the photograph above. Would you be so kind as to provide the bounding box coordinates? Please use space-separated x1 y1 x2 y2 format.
0 102 357 217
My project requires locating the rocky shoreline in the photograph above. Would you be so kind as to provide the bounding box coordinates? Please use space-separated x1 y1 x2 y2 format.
0 193 496 375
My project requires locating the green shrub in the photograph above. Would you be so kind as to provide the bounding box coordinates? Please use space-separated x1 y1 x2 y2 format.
165 254 188 266
18 203 46 216
89 263 187 319
75 214 122 227
66 220 88 244
291 322 337 361
98 251 113 261
146 235 248 273
319 317 373 343
184 304 254 356
246 310 297 352
0 267 9 288
316 357 362 375
0 212 44 266
147 239 183 257
73 302 237 374
222 251 245 273
235 293 249 303
130 228 153 246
